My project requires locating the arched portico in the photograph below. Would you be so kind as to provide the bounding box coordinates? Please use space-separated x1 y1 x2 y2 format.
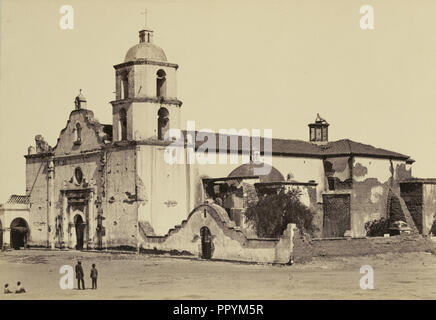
10 218 29 250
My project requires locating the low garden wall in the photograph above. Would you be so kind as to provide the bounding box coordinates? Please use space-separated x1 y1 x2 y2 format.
293 233 436 263
138 203 296 264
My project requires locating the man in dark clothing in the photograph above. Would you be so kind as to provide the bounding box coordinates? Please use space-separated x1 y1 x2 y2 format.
75 261 85 290
90 264 98 290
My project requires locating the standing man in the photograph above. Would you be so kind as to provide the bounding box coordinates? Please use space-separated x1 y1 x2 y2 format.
90 263 98 290
75 261 85 290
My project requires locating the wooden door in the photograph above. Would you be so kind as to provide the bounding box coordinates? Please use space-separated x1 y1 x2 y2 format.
322 194 351 238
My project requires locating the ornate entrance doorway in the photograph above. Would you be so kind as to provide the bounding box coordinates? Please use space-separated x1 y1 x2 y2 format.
74 214 85 250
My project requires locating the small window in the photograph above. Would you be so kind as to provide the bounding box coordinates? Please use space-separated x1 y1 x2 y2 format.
74 123 82 145
156 69 166 98
74 167 83 185
157 107 169 140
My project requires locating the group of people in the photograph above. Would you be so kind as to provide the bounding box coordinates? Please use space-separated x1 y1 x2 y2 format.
75 261 99 290
4 281 26 294
3 261 98 294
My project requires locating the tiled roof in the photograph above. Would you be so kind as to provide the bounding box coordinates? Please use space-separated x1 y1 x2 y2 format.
400 178 436 184
183 131 412 161
7 195 30 205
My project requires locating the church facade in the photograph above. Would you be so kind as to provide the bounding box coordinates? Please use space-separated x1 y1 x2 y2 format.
4 26 425 256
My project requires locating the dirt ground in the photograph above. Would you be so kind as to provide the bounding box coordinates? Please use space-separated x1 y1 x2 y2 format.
0 249 435 299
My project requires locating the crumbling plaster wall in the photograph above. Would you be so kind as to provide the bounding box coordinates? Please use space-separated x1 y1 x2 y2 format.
323 157 352 190
25 156 49 246
272 156 326 202
351 157 411 237
104 147 138 246
423 184 436 234
189 153 326 208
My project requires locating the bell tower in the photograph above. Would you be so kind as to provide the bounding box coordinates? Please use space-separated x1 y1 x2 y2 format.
110 26 182 142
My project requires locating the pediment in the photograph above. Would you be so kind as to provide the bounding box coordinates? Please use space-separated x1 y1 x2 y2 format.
53 109 112 156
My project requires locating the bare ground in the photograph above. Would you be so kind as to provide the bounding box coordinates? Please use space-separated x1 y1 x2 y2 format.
0 249 435 299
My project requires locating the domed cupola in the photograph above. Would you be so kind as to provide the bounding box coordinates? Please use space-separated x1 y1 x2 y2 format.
124 29 168 62
308 113 329 144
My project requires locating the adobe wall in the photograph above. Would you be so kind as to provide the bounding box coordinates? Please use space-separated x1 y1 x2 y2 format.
293 233 435 263
139 203 296 264
188 152 325 213
104 147 138 247
25 156 49 246
136 144 190 237
351 157 411 237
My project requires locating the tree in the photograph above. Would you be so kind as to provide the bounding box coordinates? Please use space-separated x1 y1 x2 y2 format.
245 187 317 238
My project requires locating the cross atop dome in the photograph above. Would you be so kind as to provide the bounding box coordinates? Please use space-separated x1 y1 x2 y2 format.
141 9 148 29
139 9 153 43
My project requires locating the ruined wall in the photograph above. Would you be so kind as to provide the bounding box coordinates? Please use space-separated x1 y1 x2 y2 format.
136 144 189 237
271 156 326 202
139 204 296 264
423 184 436 234
25 156 49 246
351 157 410 237
324 157 352 190
189 153 326 209
104 147 138 246
293 233 435 263
400 183 423 232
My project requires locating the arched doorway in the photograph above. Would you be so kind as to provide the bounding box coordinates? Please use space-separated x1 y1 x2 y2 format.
200 226 212 259
74 215 85 250
10 218 29 250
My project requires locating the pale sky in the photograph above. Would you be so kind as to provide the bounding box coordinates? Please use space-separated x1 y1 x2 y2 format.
1 0 436 202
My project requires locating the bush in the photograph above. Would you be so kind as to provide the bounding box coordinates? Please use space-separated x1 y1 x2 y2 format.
365 218 390 237
245 187 317 238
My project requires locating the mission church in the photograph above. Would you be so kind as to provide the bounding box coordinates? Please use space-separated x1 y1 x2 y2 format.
1 22 430 260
